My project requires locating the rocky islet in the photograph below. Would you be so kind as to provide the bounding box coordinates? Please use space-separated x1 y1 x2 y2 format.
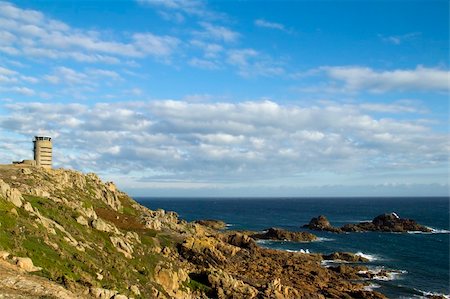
303 213 431 233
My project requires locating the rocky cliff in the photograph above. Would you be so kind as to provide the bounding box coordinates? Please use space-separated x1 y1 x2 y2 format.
0 165 386 298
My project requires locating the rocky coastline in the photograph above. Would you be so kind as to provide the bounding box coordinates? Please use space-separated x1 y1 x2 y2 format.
0 165 390 298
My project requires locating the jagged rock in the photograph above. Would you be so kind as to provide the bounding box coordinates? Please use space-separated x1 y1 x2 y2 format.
162 246 171 256
125 231 141 244
32 187 50 198
0 251 10 260
105 182 117 192
130 285 141 296
302 215 342 233
14 257 42 272
21 168 32 175
223 232 257 250
23 201 34 212
113 295 128 299
304 213 431 233
141 209 183 232
9 208 18 216
195 219 227 230
154 265 189 299
110 236 134 259
91 218 118 233
264 278 300 299
341 213 432 233
252 227 317 242
76 215 89 226
208 268 258 299
181 236 240 266
142 218 162 230
90 287 118 299
0 178 23 207
323 252 369 263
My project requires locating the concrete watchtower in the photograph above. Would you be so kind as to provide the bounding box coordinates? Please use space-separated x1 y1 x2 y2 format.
33 136 52 169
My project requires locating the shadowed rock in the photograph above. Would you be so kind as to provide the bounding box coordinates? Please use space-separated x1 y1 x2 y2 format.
195 219 227 230
323 252 369 263
304 213 431 233
341 213 432 233
302 215 343 233
252 227 317 242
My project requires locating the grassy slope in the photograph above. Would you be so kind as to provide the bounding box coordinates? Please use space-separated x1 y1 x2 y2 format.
0 167 189 298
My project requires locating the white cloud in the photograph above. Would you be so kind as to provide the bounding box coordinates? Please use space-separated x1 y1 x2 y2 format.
0 1 180 63
254 19 285 31
195 22 240 43
320 65 449 93
190 40 223 58
188 57 220 70
227 49 285 77
1 100 447 184
137 0 221 21
379 32 421 45
132 33 180 57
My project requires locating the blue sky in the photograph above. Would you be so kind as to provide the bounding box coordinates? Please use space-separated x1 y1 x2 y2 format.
0 0 448 197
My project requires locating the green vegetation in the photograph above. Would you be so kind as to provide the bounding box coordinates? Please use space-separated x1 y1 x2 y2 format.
0 167 193 298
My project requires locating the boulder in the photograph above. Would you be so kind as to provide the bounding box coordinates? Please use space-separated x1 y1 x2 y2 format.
207 269 258 299
0 251 10 260
154 265 189 298
91 218 118 233
90 287 118 299
21 168 32 175
14 257 42 272
23 202 34 213
110 236 134 259
303 215 342 233
130 285 140 296
76 215 89 227
224 233 257 250
0 179 23 208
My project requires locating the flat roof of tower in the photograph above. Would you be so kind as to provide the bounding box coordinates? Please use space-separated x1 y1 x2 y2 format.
34 136 52 141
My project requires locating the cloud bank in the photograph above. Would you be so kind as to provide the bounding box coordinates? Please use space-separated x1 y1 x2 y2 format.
1 100 447 189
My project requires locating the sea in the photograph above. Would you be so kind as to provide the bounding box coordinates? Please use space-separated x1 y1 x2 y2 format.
136 197 450 299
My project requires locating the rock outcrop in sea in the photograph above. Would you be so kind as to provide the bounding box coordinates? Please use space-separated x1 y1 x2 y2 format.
0 165 387 298
304 213 431 233
251 227 317 242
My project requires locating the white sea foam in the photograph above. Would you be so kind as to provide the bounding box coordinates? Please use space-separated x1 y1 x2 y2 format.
225 223 233 227
355 251 378 262
315 237 335 242
407 227 450 234
413 289 450 299
358 266 407 282
361 267 407 281
320 260 333 267
363 283 381 291
286 249 310 254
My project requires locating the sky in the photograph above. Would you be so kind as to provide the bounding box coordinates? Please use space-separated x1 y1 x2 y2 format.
0 0 448 197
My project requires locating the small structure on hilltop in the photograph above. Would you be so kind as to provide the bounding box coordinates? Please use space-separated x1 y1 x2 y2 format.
13 136 53 169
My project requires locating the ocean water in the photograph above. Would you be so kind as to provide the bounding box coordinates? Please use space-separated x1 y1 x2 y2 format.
136 197 450 298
